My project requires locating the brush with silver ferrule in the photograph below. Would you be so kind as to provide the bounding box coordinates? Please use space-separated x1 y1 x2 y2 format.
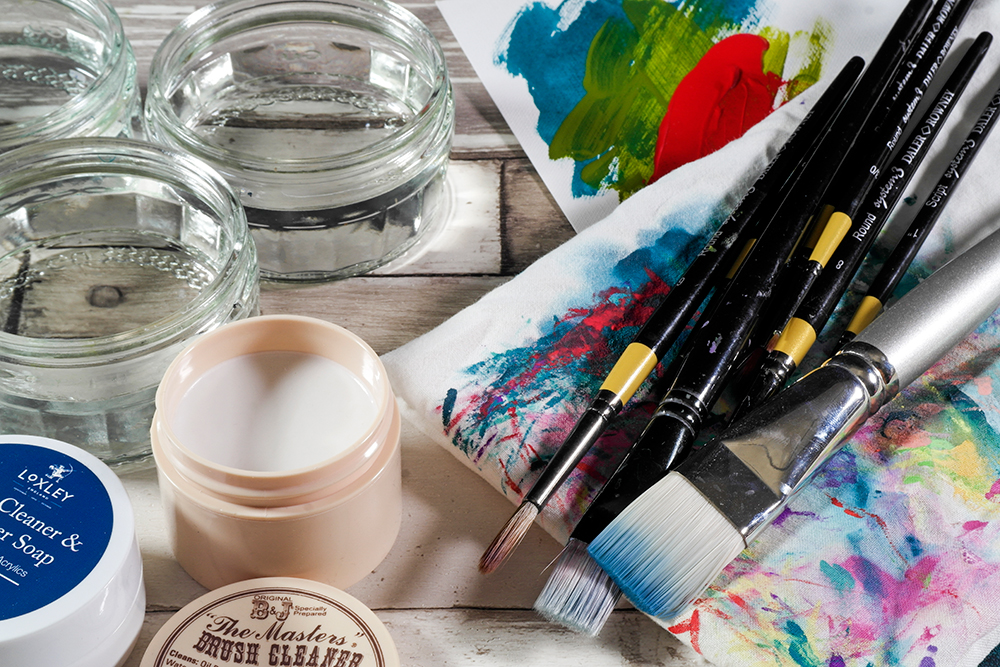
588 218 1000 620
476 55 867 575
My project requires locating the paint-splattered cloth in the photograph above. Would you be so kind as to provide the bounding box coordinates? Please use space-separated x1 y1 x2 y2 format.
384 3 1000 665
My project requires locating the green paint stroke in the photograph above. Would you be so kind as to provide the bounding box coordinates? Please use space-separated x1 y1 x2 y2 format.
549 0 831 199
784 620 823 667
820 559 856 593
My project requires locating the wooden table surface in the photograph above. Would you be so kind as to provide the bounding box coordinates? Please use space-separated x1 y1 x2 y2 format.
111 1 705 664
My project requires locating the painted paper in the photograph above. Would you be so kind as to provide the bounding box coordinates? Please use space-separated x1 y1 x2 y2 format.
387 1 1000 664
437 0 897 230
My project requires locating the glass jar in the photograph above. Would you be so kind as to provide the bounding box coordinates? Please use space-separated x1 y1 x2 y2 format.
144 0 455 282
0 0 142 150
0 138 260 468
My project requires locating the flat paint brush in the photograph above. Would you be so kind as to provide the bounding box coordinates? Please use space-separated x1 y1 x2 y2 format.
532 51 903 626
589 212 1000 620
739 30 989 414
841 82 1000 346
476 56 866 574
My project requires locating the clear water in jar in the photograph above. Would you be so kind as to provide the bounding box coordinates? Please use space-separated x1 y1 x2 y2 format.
0 229 222 465
165 32 447 279
0 27 103 125
172 30 432 163
0 231 216 339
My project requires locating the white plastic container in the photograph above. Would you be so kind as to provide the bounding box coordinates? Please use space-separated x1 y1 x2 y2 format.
0 435 145 667
151 315 402 590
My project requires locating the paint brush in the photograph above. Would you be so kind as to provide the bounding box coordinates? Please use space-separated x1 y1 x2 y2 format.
737 29 989 416
731 0 952 396
531 0 943 625
840 82 1000 346
476 56 866 574
588 211 1000 620
531 46 932 628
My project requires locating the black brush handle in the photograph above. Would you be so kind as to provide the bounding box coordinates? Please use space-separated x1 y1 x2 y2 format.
740 32 991 412
743 0 972 365
518 57 863 509
828 0 973 219
843 82 1000 342
633 56 864 358
795 33 990 344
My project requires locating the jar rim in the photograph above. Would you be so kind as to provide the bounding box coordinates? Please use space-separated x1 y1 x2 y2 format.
0 0 134 147
152 315 397 497
144 0 452 174
0 137 256 364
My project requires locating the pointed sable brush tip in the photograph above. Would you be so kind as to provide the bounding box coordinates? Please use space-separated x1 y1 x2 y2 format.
534 538 622 636
479 502 540 574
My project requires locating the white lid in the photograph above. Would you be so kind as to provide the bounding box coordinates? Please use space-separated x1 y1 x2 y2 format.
142 577 400 667
0 435 144 667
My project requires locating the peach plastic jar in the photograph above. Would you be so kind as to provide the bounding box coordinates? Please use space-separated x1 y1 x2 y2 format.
150 315 401 590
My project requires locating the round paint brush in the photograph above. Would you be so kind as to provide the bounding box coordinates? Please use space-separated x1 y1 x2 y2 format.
476 55 865 574
589 199 1000 621
737 28 988 417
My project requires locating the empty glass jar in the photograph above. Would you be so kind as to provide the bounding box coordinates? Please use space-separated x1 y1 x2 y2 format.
0 0 142 150
0 138 259 467
144 0 455 282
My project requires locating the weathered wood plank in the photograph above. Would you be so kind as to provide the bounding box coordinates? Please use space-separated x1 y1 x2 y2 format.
373 161 503 276
124 608 702 667
502 158 576 273
260 275 508 355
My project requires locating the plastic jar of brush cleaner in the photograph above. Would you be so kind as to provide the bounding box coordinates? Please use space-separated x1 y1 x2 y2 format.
0 0 141 151
0 138 259 469
150 314 402 590
140 577 399 667
144 0 455 283
0 435 145 667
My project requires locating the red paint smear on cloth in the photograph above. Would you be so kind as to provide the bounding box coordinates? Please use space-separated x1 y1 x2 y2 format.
651 34 783 182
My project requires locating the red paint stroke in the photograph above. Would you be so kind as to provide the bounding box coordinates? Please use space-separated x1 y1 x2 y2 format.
986 478 1000 502
726 590 751 613
651 33 783 182
828 495 906 563
668 609 701 654
964 520 989 532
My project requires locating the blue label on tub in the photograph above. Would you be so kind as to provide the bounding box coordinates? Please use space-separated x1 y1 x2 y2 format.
0 443 113 620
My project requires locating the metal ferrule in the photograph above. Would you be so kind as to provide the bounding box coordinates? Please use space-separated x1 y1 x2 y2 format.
650 390 703 436
523 388 620 506
675 341 898 542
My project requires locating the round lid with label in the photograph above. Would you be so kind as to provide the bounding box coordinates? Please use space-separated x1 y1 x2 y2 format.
142 577 400 667
0 434 144 667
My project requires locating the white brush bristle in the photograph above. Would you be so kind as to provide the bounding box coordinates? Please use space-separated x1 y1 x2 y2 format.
534 538 622 636
588 471 745 619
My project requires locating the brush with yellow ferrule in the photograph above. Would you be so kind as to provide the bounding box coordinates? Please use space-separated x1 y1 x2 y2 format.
727 0 963 403
840 74 1000 348
530 40 895 609
737 29 989 415
589 210 1000 621
475 56 866 575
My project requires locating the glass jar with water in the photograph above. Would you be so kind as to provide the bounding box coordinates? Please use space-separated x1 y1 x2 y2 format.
0 0 141 150
144 0 455 282
0 139 259 467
